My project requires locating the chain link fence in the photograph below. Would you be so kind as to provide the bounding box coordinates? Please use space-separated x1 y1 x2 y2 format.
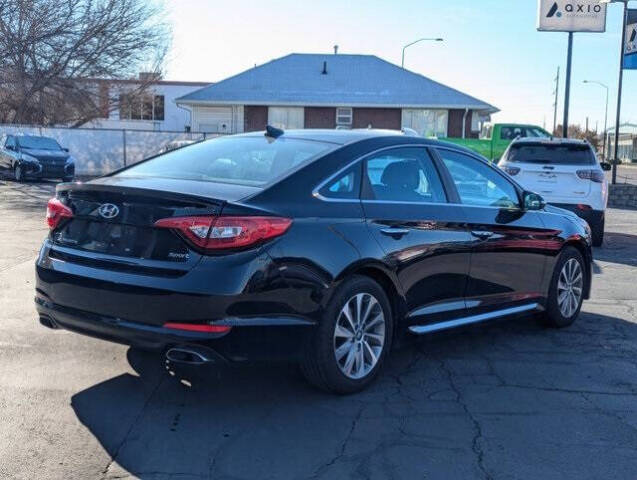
0 124 224 176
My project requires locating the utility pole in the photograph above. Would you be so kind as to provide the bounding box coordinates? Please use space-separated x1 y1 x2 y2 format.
553 66 560 135
563 32 574 138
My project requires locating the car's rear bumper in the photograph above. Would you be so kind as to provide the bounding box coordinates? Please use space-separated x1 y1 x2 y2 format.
550 203 604 225
35 240 321 361
35 295 314 361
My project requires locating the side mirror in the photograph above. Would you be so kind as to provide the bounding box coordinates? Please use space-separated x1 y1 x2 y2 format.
523 191 546 211
6 145 14 151
62 147 69 152
600 162 612 171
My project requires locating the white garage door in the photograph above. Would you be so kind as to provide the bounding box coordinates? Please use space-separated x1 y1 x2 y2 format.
195 107 233 133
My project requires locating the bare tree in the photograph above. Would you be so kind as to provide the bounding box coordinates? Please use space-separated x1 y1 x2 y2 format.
0 0 170 126
553 124 600 152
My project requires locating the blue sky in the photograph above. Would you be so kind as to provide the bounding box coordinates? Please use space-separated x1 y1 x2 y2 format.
165 0 635 131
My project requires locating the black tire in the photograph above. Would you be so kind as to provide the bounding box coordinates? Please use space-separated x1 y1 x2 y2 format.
540 246 585 328
300 275 393 394
591 215 604 247
14 164 24 182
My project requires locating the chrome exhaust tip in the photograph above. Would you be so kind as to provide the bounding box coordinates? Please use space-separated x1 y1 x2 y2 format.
165 345 218 365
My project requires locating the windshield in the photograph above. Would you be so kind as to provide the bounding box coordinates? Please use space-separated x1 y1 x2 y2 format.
18 136 62 150
118 135 336 186
505 144 596 165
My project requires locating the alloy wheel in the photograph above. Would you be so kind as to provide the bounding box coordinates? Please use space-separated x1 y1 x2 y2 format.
333 292 386 380
557 258 583 318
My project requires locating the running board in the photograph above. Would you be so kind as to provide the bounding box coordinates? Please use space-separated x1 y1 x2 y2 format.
408 303 540 335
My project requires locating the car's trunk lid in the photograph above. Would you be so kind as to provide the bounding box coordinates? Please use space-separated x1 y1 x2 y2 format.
51 178 260 274
514 162 592 199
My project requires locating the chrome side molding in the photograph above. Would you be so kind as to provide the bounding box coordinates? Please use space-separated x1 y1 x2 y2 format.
408 303 540 335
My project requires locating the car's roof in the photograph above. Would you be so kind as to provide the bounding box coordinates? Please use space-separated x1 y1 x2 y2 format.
511 137 590 147
234 128 485 157
234 128 406 145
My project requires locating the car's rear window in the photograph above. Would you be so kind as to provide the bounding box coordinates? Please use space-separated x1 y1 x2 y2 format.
118 136 335 186
506 144 595 165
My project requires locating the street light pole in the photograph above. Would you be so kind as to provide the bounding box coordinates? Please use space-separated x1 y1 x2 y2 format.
583 80 609 160
401 38 444 68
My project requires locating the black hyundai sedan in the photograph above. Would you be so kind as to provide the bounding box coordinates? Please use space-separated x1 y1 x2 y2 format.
36 128 592 393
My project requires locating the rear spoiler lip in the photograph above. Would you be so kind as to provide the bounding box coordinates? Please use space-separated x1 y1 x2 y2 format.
55 182 227 211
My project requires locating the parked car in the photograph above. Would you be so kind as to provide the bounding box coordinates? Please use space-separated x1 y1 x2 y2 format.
444 123 551 162
498 137 610 246
0 134 75 182
36 128 592 393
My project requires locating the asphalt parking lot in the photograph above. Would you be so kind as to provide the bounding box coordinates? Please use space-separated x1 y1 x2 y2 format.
1 179 637 480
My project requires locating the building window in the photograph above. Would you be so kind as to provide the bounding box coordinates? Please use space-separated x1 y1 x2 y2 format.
119 94 165 121
268 107 304 129
336 107 353 127
401 109 448 138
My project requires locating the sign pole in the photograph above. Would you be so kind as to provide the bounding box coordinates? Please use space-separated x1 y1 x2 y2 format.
563 32 574 138
611 0 628 185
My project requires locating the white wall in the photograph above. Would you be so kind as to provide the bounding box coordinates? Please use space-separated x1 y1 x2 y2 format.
89 83 210 132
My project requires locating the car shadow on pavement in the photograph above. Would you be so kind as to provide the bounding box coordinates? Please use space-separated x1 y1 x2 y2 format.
593 231 637 268
70 310 637 480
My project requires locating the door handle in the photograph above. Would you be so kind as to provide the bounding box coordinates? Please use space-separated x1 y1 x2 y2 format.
380 227 410 237
471 230 494 239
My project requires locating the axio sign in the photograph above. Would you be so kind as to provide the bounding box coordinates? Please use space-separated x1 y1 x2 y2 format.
537 0 607 32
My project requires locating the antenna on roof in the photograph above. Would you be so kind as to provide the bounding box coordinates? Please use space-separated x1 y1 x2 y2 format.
265 125 284 139
333 45 338 54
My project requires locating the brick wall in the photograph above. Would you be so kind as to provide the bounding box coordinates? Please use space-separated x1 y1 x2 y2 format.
352 108 401 129
305 107 336 129
448 109 478 139
244 106 268 132
608 184 637 209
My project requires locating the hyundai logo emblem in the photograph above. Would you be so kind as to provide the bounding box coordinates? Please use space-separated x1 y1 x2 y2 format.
98 203 120 219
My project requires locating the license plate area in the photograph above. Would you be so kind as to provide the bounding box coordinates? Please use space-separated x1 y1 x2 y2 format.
52 218 190 261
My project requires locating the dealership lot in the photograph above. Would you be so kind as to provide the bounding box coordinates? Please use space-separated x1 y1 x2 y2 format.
1 179 637 479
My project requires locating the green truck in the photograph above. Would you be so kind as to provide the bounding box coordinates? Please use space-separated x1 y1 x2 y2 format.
443 123 551 162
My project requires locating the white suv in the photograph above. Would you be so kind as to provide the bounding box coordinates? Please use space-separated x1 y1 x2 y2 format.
498 138 610 246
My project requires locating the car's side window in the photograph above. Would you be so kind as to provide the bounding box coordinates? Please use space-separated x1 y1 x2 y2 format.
437 149 520 209
318 163 361 200
363 148 446 203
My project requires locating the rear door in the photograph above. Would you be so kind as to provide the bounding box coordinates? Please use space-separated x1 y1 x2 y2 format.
361 146 473 325
435 147 550 315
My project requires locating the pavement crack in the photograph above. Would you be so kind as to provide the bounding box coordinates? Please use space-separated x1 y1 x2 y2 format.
306 406 364 479
437 356 492 480
100 375 165 480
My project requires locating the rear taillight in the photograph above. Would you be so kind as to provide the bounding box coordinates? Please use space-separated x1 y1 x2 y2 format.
503 166 520 176
154 216 292 251
576 169 605 183
46 197 73 230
